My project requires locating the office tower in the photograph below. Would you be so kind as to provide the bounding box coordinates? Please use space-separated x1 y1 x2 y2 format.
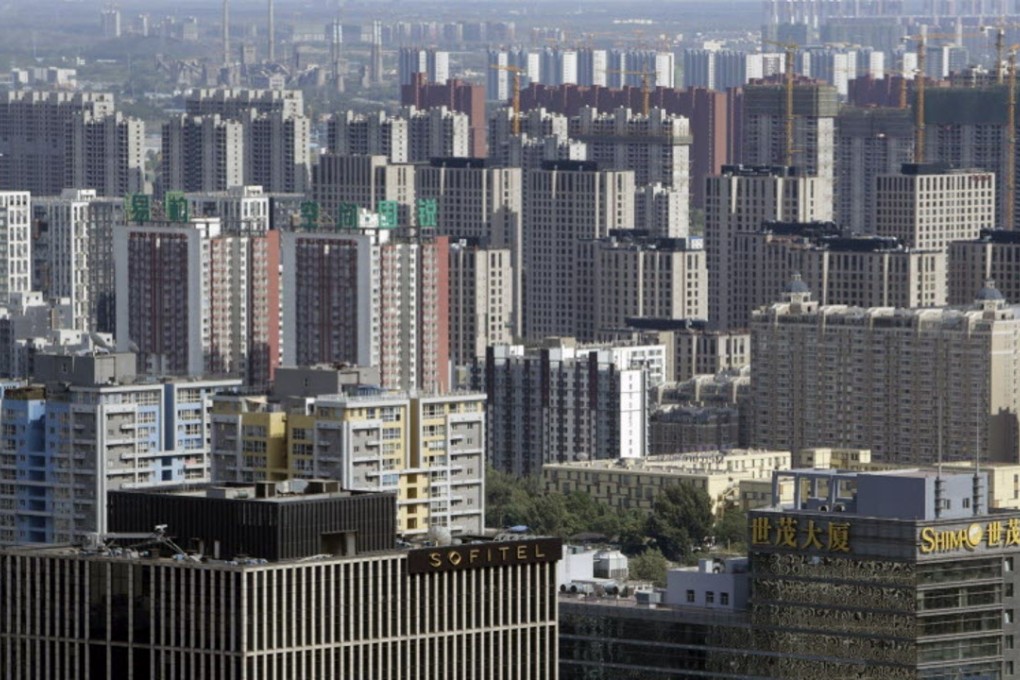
398 47 450 86
67 111 146 196
115 217 271 380
835 107 914 233
0 192 30 307
732 222 947 325
161 114 245 193
875 164 995 250
448 240 514 367
330 110 410 162
370 20 383 84
0 484 561 679
186 186 280 387
741 80 838 191
401 74 487 156
416 159 523 334
576 233 708 340
312 154 416 225
472 339 664 476
522 162 634 341
280 224 450 394
0 352 239 545
705 166 831 330
0 92 146 198
949 230 1020 305
752 280 1020 465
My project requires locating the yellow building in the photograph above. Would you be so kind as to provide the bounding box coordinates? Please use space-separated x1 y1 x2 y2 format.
211 391 486 537
542 450 791 517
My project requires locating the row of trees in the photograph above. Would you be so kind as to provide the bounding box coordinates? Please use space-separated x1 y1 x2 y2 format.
486 468 748 565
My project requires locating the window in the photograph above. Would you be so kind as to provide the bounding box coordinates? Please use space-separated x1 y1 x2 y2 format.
686 589 695 603
720 592 730 606
705 591 714 605
1007 558 1015 573
1006 610 1014 624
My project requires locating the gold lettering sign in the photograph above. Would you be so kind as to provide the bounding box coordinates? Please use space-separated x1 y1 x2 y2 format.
750 515 852 553
407 538 562 574
919 520 1020 554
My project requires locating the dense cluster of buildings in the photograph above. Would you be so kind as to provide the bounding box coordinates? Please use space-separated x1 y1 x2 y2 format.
11 0 1020 674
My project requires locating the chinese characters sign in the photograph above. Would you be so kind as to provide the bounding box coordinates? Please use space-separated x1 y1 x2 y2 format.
751 516 851 553
165 192 189 223
125 193 150 223
417 198 438 228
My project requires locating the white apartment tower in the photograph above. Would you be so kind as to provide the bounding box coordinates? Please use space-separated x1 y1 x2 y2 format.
0 192 31 307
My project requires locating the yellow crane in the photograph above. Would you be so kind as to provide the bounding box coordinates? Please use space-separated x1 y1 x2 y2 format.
606 68 656 116
763 39 800 167
1007 44 1020 228
490 64 525 135
903 32 988 163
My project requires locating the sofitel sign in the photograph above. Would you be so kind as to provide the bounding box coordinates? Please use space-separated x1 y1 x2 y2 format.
407 538 562 574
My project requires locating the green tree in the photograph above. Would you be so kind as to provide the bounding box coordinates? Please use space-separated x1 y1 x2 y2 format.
627 548 670 587
713 505 748 551
645 484 714 562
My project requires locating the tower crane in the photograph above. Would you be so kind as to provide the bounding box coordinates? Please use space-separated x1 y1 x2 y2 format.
490 64 525 135
763 39 799 167
903 31 988 163
606 69 656 116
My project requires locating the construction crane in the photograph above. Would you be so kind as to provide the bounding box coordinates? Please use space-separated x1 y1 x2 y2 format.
1007 44 1020 229
763 39 800 167
490 64 525 135
606 69 656 116
903 32 988 163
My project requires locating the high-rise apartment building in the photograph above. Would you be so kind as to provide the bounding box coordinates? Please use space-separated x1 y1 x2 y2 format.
705 165 831 329
415 159 523 331
115 216 279 382
0 92 144 197
281 223 450 394
731 222 947 328
397 47 450 86
161 114 245 193
577 233 708 340
33 190 99 331
522 161 634 340
212 389 486 536
875 163 995 250
330 110 409 162
0 352 239 545
67 110 146 196
0 192 31 308
448 240 514 367
185 186 280 387
741 80 837 201
472 339 664 476
401 74 488 156
751 281 1020 465
312 154 416 225
172 89 310 194
949 230 1020 306
835 107 914 233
